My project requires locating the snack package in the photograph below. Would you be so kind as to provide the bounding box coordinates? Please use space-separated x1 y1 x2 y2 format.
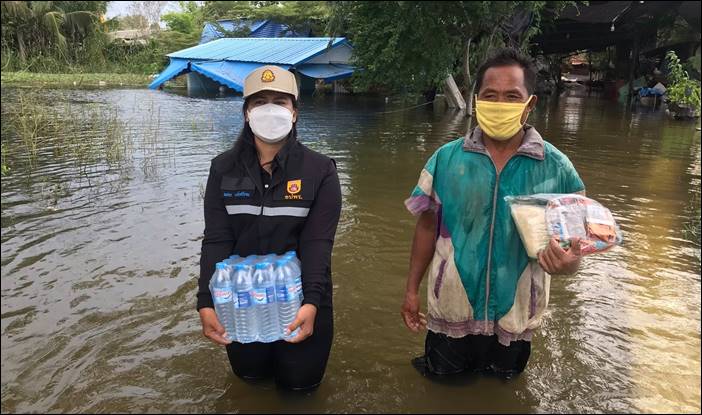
505 193 623 259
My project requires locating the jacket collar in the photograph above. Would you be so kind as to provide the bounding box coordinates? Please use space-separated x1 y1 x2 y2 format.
462 124 545 161
239 133 299 194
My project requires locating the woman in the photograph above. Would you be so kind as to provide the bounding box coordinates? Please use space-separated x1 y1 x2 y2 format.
196 65 342 390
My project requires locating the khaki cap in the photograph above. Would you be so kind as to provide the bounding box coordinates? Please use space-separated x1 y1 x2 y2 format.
243 65 299 100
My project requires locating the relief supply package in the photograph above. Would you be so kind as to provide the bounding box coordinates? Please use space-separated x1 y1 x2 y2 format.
505 193 623 259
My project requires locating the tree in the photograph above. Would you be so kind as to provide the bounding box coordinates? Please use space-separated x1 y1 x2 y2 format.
1 1 102 67
162 11 195 33
253 2 330 36
664 50 701 117
329 1 575 94
199 1 329 36
118 14 150 31
54 1 108 15
129 1 170 31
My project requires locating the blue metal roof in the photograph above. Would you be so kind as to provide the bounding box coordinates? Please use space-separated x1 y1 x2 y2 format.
148 58 190 89
169 37 349 65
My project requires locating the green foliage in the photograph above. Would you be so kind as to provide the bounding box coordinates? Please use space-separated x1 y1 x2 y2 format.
334 1 459 93
330 1 577 94
252 1 330 35
162 11 196 33
53 1 107 14
200 1 329 36
1 1 103 70
665 50 701 112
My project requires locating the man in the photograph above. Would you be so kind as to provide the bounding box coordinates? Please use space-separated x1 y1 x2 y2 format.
401 48 585 378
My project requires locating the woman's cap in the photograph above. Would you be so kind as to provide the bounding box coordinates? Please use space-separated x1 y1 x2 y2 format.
244 65 299 100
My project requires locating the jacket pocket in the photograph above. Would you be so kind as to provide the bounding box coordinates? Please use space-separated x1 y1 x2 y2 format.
221 176 255 200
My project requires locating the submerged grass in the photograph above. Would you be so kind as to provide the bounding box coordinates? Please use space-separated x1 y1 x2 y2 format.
1 89 133 177
1 72 152 89
1 72 187 89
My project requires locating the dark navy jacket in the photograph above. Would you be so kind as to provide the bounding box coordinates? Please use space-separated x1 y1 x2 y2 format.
197 136 341 311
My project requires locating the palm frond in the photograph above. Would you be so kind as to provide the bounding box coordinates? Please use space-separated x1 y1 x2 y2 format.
31 1 55 17
42 11 67 53
63 11 99 37
1 1 33 23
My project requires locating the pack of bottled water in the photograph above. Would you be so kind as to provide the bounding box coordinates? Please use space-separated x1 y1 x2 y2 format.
209 251 303 343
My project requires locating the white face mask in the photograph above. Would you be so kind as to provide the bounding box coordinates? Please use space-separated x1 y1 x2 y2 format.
247 103 294 144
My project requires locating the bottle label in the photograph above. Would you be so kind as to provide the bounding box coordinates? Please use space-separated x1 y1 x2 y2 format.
276 285 288 302
236 291 251 308
287 284 297 300
266 287 276 304
294 276 302 297
213 288 232 304
252 288 268 305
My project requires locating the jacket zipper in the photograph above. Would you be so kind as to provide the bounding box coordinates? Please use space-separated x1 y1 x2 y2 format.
260 183 269 216
485 169 500 329
484 154 517 330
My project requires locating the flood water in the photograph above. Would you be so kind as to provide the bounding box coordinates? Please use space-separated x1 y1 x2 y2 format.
1 87 700 413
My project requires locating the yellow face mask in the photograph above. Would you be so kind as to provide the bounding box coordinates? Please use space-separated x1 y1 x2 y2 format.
475 95 534 141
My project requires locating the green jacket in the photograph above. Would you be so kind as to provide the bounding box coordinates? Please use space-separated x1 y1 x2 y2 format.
405 125 584 345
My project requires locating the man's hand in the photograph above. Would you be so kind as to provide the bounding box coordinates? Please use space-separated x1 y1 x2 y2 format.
199 307 232 345
285 304 317 343
401 291 427 333
537 237 582 275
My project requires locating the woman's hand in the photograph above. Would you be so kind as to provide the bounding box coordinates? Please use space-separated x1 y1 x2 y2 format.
198 307 232 345
285 304 317 343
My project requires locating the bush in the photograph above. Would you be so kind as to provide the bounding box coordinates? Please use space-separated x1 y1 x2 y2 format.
665 50 701 114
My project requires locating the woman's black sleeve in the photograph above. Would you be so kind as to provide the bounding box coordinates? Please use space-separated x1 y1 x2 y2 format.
298 159 342 308
197 162 235 310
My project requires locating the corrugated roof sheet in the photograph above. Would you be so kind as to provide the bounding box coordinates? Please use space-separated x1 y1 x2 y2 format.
169 37 348 65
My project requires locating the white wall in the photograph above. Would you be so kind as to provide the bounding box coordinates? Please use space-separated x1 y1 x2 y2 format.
306 44 353 64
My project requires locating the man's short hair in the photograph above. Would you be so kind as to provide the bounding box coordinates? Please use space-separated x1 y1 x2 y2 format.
475 48 537 95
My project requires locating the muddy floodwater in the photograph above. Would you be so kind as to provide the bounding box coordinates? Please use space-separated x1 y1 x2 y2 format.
1 87 700 413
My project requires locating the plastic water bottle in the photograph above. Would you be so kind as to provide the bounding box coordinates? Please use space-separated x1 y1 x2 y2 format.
209 262 236 342
275 258 301 339
252 261 280 342
283 251 303 302
224 255 241 268
233 263 256 343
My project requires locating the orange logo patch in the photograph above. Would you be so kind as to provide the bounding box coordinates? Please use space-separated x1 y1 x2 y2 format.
287 180 301 195
261 69 275 83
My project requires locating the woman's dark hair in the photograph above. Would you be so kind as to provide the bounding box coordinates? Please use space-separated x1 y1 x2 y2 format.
232 92 299 159
475 48 537 95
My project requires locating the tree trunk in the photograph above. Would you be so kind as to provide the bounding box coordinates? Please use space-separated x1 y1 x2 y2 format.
17 30 27 67
444 74 466 110
463 37 472 98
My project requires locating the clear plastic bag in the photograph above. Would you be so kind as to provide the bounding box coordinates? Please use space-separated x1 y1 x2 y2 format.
505 193 622 259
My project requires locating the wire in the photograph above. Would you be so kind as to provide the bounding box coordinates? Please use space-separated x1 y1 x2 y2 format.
377 99 436 114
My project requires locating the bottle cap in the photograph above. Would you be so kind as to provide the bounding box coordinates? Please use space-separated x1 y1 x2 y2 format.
255 261 271 270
